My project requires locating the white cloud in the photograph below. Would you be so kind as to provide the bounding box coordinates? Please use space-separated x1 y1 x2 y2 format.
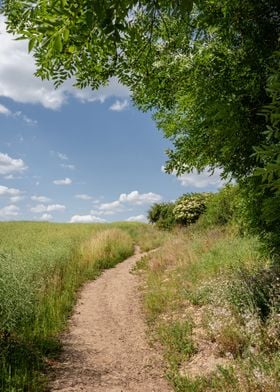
99 200 122 212
119 191 162 205
109 99 129 112
4 174 13 180
31 195 51 203
72 78 130 105
0 152 27 175
126 214 147 222
30 204 65 213
39 213 53 221
0 103 11 115
53 177 72 185
51 152 75 169
161 165 227 189
10 195 24 203
176 168 225 188
97 190 162 216
0 101 37 126
13 111 37 126
0 185 22 197
0 204 19 217
70 215 106 223
0 16 130 110
75 194 92 200
61 163 75 170
57 152 68 161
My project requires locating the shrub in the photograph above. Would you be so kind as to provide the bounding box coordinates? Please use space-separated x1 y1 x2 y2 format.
228 265 280 321
147 202 176 230
197 185 240 228
173 193 209 226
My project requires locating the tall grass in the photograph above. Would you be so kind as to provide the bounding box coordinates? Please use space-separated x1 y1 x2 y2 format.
113 221 168 251
138 226 280 391
0 221 161 391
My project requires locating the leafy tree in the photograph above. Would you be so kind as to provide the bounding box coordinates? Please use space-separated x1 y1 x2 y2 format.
1 0 193 88
197 185 241 228
254 50 280 196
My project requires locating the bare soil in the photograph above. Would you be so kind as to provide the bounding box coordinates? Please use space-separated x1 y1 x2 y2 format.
48 248 172 392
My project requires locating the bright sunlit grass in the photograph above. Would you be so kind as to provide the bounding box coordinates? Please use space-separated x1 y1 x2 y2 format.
0 221 163 391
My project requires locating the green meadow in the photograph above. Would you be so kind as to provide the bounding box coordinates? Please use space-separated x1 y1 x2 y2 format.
0 221 163 391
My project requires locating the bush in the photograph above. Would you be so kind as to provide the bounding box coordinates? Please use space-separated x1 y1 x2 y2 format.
197 185 241 228
173 193 209 226
147 202 176 230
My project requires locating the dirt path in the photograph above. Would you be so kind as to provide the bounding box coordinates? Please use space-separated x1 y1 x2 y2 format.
48 248 172 392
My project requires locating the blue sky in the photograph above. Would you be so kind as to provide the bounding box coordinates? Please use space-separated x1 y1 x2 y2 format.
0 16 225 223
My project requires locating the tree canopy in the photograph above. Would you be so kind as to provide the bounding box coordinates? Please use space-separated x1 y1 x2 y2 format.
2 0 194 88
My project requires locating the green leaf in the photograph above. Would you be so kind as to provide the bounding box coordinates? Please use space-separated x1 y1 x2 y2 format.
54 34 63 52
63 28 69 41
68 45 75 53
179 0 193 15
28 37 36 53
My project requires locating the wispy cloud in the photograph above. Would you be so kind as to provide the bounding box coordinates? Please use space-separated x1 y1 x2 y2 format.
61 163 75 170
57 152 68 161
30 204 65 213
31 195 51 203
0 103 37 125
4 174 23 180
53 178 72 185
0 103 11 115
75 194 93 200
109 99 129 112
14 111 37 126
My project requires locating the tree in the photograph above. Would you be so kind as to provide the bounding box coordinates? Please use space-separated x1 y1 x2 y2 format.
1 0 193 88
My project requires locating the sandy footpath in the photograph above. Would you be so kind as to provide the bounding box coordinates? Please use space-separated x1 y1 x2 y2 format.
48 248 172 392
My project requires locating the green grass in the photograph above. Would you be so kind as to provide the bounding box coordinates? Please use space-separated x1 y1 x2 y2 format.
0 221 163 391
158 321 197 368
138 225 280 391
113 221 168 251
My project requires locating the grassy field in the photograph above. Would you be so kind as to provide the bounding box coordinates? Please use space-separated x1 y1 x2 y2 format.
2 220 279 391
137 226 280 391
0 221 164 391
